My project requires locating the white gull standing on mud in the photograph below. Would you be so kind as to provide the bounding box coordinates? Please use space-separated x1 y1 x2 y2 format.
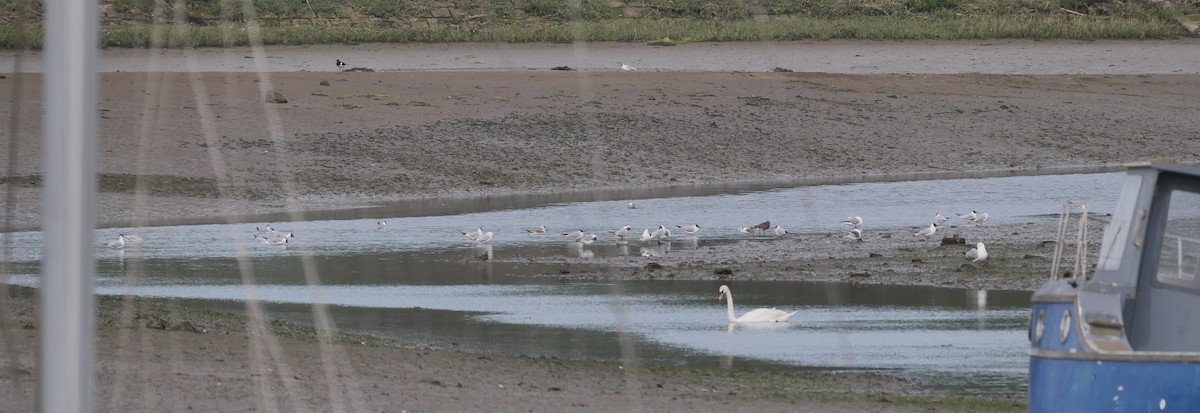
965 242 988 262
914 223 938 239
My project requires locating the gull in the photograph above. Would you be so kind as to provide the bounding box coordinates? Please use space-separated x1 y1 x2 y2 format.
462 227 484 241
914 223 938 239
754 220 772 232
263 232 295 244
527 225 548 235
475 231 494 244
841 216 863 228
736 226 754 235
563 229 586 242
974 213 989 225
627 201 637 209
965 242 989 263
377 220 387 231
844 228 863 242
933 213 950 226
580 234 599 245
613 225 633 238
958 210 978 223
773 225 787 236
639 228 653 242
619 63 637 72
336 59 346 70
677 224 701 236
105 234 127 250
256 234 288 246
651 225 671 241
256 224 275 234
122 234 143 243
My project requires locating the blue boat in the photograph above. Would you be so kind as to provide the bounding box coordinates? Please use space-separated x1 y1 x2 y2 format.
1029 162 1200 413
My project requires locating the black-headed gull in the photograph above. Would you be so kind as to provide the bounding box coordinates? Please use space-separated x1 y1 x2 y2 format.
841 216 863 228
639 228 653 242
563 229 586 242
462 227 484 241
773 225 787 236
651 225 671 241
677 224 700 236
964 242 988 262
627 201 637 209
958 210 977 223
377 220 388 231
974 213 989 225
933 213 950 226
105 234 127 250
844 228 863 242
256 234 288 246
619 63 637 71
613 225 633 238
527 225 548 235
580 234 599 245
475 231 494 244
122 234 143 243
736 226 754 235
914 223 938 239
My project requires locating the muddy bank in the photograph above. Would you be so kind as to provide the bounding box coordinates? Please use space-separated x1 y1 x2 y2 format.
0 285 1024 412
515 217 1101 291
2 70 1198 231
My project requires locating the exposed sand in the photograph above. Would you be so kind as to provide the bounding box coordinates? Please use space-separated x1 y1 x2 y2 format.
2 40 1199 411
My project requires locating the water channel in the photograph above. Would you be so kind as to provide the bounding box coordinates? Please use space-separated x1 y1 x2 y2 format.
1 171 1127 395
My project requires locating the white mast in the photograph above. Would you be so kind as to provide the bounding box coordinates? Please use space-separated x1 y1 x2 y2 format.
39 0 97 410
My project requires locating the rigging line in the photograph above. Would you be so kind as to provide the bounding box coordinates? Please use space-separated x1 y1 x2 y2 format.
104 10 169 412
173 9 304 412
238 1 367 410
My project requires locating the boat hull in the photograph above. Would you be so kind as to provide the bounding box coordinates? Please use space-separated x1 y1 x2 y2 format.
1029 301 1200 412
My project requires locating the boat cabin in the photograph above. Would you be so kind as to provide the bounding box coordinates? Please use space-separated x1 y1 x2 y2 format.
1029 162 1200 412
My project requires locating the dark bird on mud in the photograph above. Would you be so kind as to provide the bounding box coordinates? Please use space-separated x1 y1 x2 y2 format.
336 59 346 70
754 220 772 231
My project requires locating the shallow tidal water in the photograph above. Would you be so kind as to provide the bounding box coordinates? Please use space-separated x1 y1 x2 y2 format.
2 172 1130 395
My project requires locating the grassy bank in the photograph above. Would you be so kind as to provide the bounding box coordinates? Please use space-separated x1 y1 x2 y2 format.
0 0 1196 48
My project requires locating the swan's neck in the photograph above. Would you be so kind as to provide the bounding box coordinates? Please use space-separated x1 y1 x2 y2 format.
725 291 738 323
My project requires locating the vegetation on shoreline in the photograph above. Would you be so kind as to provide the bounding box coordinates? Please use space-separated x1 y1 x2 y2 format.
0 0 1195 48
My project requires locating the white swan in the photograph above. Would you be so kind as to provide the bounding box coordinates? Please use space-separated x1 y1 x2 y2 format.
718 285 796 323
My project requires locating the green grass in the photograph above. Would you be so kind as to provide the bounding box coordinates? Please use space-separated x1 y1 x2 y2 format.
64 15 1186 49
0 0 1195 49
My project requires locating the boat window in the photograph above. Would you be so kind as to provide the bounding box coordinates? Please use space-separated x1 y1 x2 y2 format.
1098 175 1144 271
1155 189 1200 289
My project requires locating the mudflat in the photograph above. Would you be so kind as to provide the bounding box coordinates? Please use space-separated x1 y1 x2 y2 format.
2 40 1198 411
